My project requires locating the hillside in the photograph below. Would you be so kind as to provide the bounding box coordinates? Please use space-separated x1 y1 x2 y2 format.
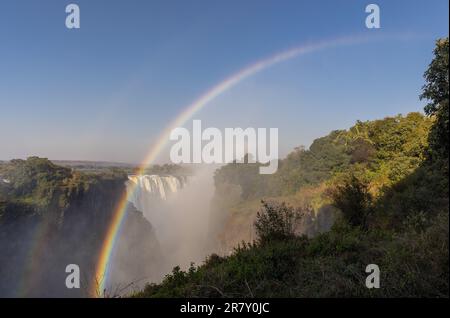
134 38 449 298
0 157 162 297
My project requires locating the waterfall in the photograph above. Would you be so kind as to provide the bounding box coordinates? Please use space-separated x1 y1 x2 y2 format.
127 174 185 201
125 175 187 233
115 168 216 285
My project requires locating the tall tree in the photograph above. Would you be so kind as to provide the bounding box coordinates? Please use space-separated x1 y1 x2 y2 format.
420 37 449 160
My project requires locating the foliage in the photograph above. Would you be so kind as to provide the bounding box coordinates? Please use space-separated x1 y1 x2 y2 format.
134 210 448 298
254 201 302 244
330 175 373 229
213 112 432 202
134 38 449 298
0 157 135 297
420 37 449 160
0 157 127 212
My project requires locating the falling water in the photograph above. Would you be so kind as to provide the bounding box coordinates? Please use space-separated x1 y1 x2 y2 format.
127 175 186 203
121 169 216 282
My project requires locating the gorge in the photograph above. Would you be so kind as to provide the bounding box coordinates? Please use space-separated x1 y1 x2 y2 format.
107 172 216 295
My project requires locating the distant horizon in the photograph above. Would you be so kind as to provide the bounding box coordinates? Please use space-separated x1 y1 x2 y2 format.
1 109 430 165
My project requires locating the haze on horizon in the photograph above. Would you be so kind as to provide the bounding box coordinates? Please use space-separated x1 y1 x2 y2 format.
0 0 448 164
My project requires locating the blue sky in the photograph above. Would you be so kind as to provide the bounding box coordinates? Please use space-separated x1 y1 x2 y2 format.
0 0 448 163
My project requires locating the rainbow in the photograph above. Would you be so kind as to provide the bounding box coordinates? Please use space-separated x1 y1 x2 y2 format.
91 33 392 296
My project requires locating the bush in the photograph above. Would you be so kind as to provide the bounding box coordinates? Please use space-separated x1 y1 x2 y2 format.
331 176 373 229
254 201 302 243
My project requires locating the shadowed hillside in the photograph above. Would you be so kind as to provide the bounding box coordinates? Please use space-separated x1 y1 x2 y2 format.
134 38 449 298
0 158 163 297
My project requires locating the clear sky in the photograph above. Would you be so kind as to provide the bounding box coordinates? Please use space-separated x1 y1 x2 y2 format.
0 0 448 163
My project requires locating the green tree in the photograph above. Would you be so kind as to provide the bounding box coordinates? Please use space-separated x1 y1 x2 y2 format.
254 201 302 243
420 37 449 160
331 176 373 229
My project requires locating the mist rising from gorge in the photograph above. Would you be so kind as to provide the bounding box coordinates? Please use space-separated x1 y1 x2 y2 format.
107 166 219 293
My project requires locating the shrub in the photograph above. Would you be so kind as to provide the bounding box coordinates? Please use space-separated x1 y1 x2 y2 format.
254 201 302 243
331 176 373 229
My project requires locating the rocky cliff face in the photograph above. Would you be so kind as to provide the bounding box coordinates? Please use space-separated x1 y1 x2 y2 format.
107 203 164 296
0 159 162 297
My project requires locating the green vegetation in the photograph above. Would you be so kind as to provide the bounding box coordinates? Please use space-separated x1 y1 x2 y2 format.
0 157 159 297
135 38 449 298
212 112 432 200
134 211 448 297
330 176 373 229
0 158 190 217
421 38 449 161
0 156 127 215
254 201 302 244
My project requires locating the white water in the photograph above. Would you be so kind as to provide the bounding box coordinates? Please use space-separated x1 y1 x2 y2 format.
126 175 185 242
125 169 215 276
127 174 185 202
